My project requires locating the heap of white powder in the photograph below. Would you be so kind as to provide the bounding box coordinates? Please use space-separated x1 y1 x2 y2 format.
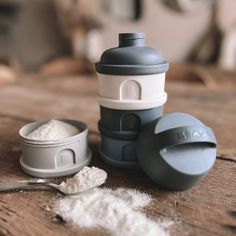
60 166 107 194
27 119 79 141
55 166 172 236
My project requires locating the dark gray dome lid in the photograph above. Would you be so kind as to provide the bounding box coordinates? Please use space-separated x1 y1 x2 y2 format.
95 33 169 75
137 112 217 190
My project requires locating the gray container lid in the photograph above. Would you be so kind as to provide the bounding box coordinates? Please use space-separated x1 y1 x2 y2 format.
95 33 169 75
137 113 217 190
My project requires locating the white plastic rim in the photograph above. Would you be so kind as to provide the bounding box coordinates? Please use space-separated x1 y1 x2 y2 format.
97 73 166 102
98 92 167 110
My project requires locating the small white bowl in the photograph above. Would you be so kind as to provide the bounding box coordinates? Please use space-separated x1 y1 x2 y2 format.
19 119 92 178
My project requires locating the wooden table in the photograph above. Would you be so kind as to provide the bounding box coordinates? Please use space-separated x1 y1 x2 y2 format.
0 73 235 236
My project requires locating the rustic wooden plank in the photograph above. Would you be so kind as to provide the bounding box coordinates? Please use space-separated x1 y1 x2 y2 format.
0 77 235 157
0 75 235 236
0 77 100 132
0 124 235 236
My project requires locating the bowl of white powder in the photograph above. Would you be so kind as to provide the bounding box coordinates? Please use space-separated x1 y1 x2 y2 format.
19 119 92 178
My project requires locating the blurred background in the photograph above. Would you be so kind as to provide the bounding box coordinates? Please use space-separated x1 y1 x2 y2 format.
0 0 236 87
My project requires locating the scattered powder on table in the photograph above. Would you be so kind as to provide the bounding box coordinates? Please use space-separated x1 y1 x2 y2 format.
55 167 172 236
27 119 79 141
60 166 107 193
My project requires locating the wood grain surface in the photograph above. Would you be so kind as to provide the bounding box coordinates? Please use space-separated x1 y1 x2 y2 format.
0 74 235 236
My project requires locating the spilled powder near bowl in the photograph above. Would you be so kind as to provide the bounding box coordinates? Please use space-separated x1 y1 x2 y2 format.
54 167 172 236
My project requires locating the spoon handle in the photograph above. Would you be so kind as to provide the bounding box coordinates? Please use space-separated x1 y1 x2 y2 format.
0 181 51 192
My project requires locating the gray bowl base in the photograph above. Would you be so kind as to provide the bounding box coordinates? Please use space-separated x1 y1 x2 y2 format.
20 149 92 178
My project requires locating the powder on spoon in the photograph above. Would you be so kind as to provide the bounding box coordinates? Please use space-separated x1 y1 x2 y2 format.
27 119 79 141
59 166 107 194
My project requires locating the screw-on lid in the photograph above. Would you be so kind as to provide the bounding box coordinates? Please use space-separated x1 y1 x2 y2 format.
95 33 169 75
137 113 217 190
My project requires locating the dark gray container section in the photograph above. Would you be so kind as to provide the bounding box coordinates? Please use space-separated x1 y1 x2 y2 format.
99 135 139 168
137 113 217 190
100 106 163 132
98 121 138 140
95 33 169 75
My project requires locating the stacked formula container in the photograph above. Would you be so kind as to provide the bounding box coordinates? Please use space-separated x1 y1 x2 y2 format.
95 33 169 168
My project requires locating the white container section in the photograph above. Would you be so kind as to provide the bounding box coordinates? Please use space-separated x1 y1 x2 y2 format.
97 73 167 110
